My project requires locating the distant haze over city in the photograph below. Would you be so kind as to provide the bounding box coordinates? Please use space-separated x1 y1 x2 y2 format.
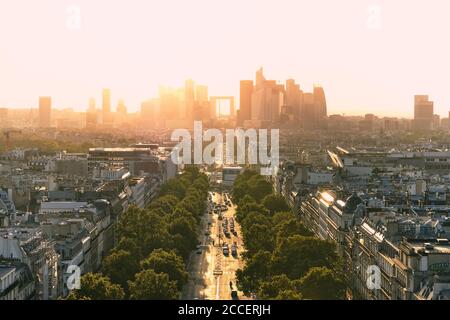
0 0 449 116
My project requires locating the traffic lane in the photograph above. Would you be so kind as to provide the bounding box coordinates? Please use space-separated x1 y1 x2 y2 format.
216 202 246 300
200 204 221 300
183 194 215 299
191 191 245 300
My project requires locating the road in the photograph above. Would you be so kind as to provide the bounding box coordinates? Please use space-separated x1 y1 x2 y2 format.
182 191 249 300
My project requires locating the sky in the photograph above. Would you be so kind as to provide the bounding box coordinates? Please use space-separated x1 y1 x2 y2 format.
0 0 449 117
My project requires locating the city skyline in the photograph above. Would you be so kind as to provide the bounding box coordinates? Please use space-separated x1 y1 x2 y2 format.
0 80 445 122
0 76 447 121
1 1 450 116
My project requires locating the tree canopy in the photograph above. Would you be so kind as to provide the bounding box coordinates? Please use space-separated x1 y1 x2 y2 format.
66 273 125 300
71 167 209 300
233 170 347 300
128 269 179 300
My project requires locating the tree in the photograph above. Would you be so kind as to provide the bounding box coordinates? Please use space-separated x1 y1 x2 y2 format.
192 178 208 194
271 211 296 225
168 216 198 259
66 273 124 300
116 207 170 260
271 235 338 280
247 175 272 201
257 274 300 300
299 267 347 300
242 223 274 256
232 170 258 203
233 181 248 204
272 216 313 242
235 196 268 223
159 178 186 200
262 194 290 215
178 195 203 220
140 249 188 290
276 290 302 300
237 194 256 207
236 251 272 295
239 210 271 232
128 269 179 300
148 195 179 215
102 249 139 289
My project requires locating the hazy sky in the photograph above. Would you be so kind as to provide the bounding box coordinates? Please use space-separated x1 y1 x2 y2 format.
0 0 449 117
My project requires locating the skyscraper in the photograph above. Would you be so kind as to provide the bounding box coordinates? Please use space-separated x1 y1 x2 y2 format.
102 88 112 127
238 80 253 126
413 95 434 131
86 97 97 130
117 99 127 116
285 79 302 120
195 85 208 103
39 96 52 128
313 85 327 119
194 85 209 120
251 68 283 125
301 93 316 128
184 79 195 121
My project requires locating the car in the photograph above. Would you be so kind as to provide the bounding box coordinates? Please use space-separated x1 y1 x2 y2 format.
222 245 229 256
231 290 238 300
231 245 237 257
196 245 202 254
204 231 211 236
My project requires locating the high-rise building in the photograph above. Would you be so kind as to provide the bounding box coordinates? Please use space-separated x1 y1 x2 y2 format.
194 85 210 121
114 99 128 127
86 98 97 130
184 79 195 121
413 95 434 131
238 80 253 126
294 85 327 128
102 88 112 127
301 93 316 128
251 68 284 124
313 85 327 119
285 79 302 120
195 85 208 103
39 96 52 128
117 99 127 116
433 114 441 129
